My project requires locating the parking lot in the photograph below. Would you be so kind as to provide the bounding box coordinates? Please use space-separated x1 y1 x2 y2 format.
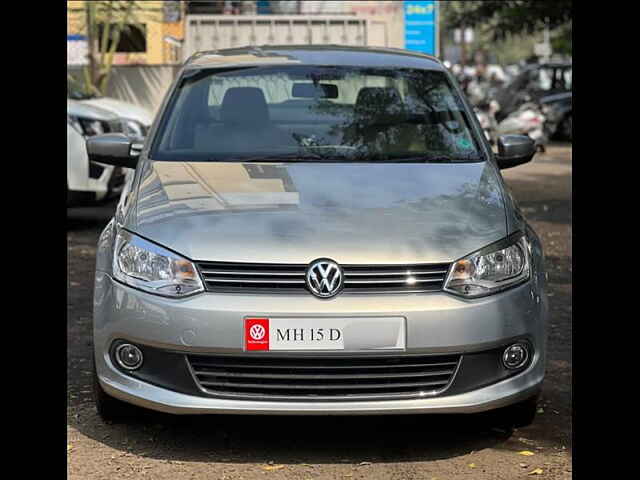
67 143 572 479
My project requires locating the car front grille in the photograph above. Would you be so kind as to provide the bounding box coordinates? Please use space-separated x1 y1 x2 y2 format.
187 354 461 401
195 261 451 294
88 161 105 179
108 167 126 192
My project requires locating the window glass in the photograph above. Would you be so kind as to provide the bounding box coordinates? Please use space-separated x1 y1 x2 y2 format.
152 66 483 163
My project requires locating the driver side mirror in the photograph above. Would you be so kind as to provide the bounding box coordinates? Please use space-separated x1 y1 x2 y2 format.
86 133 142 169
496 135 536 169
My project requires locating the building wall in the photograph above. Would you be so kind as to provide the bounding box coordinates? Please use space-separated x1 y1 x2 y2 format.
68 1 406 65
67 1 184 65
68 64 181 115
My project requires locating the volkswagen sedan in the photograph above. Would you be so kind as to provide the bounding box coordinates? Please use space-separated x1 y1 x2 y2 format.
87 46 548 426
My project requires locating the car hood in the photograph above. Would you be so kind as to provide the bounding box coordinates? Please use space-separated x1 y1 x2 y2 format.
67 99 118 121
126 161 507 264
80 98 153 126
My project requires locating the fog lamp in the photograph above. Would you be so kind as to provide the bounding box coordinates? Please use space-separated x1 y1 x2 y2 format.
115 343 143 370
502 343 530 370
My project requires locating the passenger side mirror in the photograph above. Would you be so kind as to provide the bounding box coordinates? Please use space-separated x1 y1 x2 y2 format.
496 135 535 169
86 133 142 169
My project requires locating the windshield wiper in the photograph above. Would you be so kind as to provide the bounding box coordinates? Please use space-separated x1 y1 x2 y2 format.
385 153 484 163
208 152 325 162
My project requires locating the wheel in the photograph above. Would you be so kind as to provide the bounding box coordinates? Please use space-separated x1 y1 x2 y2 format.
92 358 141 423
561 114 572 142
494 394 540 429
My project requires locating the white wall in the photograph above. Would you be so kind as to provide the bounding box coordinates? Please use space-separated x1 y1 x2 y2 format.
69 65 181 115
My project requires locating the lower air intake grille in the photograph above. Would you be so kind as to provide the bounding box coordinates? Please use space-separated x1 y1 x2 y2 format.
187 354 461 401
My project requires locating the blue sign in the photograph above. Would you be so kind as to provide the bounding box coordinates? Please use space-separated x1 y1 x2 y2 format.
404 1 437 56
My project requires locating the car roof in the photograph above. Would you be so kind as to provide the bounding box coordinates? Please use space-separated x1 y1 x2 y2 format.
184 45 445 71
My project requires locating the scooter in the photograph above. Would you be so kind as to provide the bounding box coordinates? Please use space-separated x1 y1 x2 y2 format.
474 99 500 145
495 101 547 152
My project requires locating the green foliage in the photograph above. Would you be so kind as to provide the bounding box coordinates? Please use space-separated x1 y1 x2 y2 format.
444 0 572 40
76 1 157 96
439 1 572 62
551 22 572 55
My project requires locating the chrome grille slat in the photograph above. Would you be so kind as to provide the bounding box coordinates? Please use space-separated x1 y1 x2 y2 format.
345 278 443 284
201 270 302 276
196 261 450 294
187 354 461 401
345 270 448 276
192 369 456 380
190 361 459 370
198 379 450 390
205 278 306 284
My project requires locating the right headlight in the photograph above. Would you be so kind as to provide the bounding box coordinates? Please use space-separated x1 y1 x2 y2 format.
67 114 83 135
113 230 204 298
67 114 105 137
122 118 147 139
444 233 530 298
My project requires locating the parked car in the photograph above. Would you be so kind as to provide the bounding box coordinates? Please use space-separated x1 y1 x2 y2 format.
67 82 153 206
68 80 153 137
88 46 548 427
494 62 572 122
540 92 572 142
67 100 127 206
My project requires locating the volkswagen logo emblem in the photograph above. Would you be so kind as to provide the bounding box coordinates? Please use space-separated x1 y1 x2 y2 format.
249 324 266 340
306 259 344 298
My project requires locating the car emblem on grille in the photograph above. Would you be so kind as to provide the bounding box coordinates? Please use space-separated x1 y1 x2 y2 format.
306 259 344 298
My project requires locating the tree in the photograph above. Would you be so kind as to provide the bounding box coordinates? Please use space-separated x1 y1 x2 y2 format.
445 0 572 41
78 1 153 96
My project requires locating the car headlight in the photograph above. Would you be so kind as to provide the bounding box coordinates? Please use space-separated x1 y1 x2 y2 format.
113 230 204 297
67 114 105 137
67 115 84 136
444 233 530 298
122 119 147 139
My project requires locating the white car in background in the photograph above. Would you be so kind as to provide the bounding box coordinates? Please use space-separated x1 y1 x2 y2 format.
67 85 153 207
79 97 153 139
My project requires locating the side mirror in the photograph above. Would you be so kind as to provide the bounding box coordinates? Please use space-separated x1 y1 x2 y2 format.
496 135 535 169
86 133 142 169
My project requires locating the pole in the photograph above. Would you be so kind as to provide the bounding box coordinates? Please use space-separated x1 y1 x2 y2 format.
85 2 95 94
435 0 440 58
460 25 467 67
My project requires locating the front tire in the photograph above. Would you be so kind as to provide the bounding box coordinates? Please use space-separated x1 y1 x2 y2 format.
495 393 540 429
93 359 141 423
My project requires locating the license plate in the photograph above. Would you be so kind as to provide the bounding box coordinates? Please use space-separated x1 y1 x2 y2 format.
244 317 406 351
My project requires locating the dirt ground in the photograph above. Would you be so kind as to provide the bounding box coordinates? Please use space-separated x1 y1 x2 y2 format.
67 143 572 479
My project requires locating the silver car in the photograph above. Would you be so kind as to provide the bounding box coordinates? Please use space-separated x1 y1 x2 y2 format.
88 46 548 426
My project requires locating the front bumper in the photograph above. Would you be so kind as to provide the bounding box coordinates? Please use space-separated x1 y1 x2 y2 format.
94 272 547 415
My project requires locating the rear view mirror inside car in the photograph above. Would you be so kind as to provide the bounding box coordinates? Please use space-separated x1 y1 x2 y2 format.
292 83 339 99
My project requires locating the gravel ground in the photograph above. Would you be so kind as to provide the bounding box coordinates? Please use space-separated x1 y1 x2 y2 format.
67 143 572 479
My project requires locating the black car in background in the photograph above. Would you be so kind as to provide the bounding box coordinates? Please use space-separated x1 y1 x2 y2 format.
495 63 572 140
541 92 572 141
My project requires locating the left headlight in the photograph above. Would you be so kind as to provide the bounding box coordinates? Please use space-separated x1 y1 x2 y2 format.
113 230 204 298
444 233 530 298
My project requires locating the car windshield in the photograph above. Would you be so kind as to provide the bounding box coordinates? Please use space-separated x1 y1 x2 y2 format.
151 65 484 163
